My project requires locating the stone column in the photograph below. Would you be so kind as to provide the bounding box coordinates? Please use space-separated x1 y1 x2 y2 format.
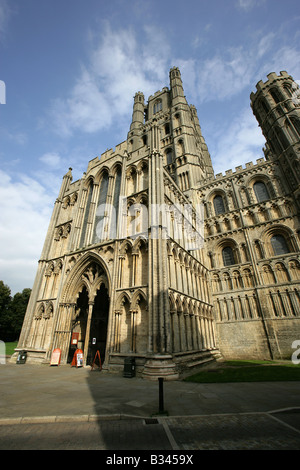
84 301 94 365
171 310 180 352
191 314 198 350
130 310 138 352
113 310 121 353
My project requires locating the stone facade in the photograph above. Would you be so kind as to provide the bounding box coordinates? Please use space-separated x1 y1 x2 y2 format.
14 68 300 378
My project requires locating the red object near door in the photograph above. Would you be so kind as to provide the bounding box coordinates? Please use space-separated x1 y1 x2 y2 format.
71 349 84 368
50 348 61 366
71 332 79 346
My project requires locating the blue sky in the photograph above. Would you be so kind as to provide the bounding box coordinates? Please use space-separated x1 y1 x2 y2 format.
1 0 300 294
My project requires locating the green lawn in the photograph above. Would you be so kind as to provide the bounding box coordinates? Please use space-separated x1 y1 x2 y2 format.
184 360 300 383
3 341 18 356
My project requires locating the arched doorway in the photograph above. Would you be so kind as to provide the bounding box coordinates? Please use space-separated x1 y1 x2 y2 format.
67 286 89 363
88 283 109 364
65 259 110 366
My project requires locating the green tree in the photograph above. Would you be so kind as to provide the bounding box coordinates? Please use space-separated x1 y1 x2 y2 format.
0 282 31 341
0 281 12 341
8 288 31 340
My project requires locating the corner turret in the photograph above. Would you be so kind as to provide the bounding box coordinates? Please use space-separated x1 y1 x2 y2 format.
169 67 186 106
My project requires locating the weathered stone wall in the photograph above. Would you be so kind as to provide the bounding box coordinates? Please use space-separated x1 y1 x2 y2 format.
216 317 300 361
216 320 272 360
266 318 300 359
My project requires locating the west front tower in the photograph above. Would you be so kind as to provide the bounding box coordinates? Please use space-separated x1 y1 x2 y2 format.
15 67 218 378
15 68 300 374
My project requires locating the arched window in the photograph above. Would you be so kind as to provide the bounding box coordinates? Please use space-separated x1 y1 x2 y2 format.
283 84 293 98
80 180 93 247
259 99 270 116
270 88 284 104
153 100 162 114
166 148 173 165
271 234 290 256
290 117 300 137
269 128 282 155
93 172 109 243
110 167 122 239
222 246 235 266
253 181 270 202
177 139 184 157
213 195 225 215
277 128 290 150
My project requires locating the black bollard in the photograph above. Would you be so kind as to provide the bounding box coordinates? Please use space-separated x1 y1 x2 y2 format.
158 377 164 413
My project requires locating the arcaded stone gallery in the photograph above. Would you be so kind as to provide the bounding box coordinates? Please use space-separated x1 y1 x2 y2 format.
14 67 300 378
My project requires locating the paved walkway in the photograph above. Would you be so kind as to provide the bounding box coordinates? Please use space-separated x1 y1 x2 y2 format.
0 363 300 450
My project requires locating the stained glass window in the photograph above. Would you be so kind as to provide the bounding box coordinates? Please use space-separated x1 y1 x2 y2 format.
213 195 225 215
222 246 235 266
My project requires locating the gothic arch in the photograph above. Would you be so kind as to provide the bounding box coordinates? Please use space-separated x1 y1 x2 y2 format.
45 301 54 319
110 161 123 177
182 296 189 314
175 295 183 313
131 289 147 310
35 302 45 319
169 291 176 312
94 166 110 184
84 175 95 190
137 160 149 191
136 193 148 206
61 251 111 304
126 165 138 195
166 239 173 256
115 292 131 311
45 261 55 276
132 236 148 253
119 239 134 256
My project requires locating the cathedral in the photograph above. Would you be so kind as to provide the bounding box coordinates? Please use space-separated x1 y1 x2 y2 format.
14 67 300 379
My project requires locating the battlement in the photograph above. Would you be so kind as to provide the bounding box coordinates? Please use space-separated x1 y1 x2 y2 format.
250 70 293 101
214 157 266 180
169 66 181 75
148 87 169 102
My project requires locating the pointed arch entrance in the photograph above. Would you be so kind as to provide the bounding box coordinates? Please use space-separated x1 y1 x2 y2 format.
60 254 111 366
88 283 109 364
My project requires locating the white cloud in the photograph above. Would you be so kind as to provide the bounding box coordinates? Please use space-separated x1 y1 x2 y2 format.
178 47 255 104
178 29 300 110
211 107 266 174
263 45 300 81
0 0 12 40
48 18 300 144
0 170 53 294
50 23 170 138
39 152 62 168
237 0 266 12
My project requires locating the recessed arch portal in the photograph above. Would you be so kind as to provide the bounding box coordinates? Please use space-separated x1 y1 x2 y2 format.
61 253 111 365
